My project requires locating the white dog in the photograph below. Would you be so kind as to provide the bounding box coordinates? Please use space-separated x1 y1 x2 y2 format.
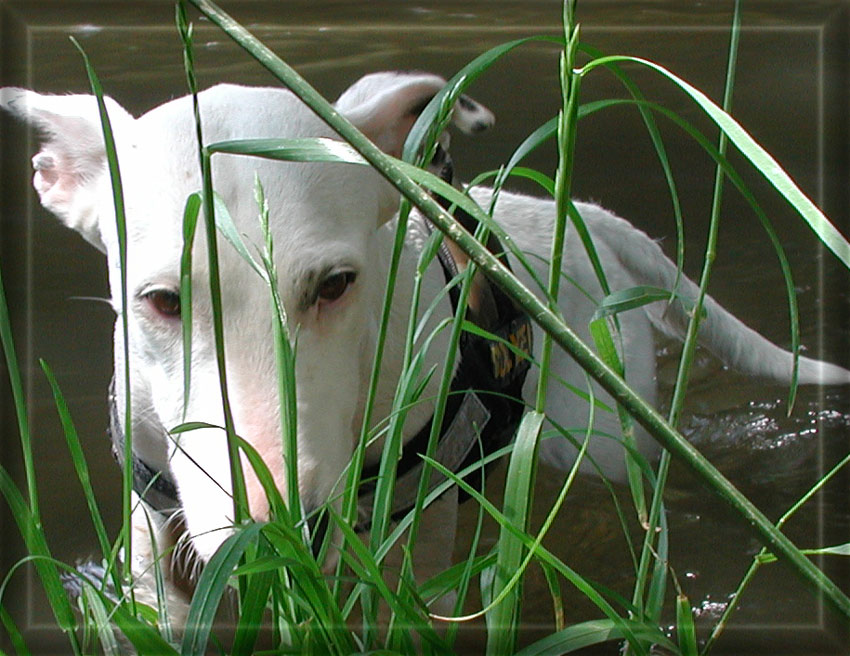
2 73 848 624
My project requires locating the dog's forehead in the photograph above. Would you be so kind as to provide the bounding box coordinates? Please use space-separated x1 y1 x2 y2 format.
127 83 379 215
138 83 330 141
123 84 333 192
115 84 382 295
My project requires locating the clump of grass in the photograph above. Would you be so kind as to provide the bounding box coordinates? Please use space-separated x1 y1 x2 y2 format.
2 0 850 654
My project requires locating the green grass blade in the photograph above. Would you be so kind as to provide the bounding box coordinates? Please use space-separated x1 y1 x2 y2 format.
70 36 135 592
231 555 295 577
180 192 201 420
402 36 556 162
231 537 275 656
260 522 353 653
493 116 557 192
0 466 80 646
334 211 410 611
589 317 646 527
90 590 179 655
254 175 302 530
0 605 31 656
421 454 649 654
676 594 699 656
501 166 556 196
210 136 366 164
39 360 123 595
394 240 486 646
181 523 264 656
418 552 497 601
369 237 468 643
329 510 447 652
80 586 120 656
541 562 566 632
473 57 619 341
138 507 175 644
518 82 691 311
237 435 288 525
383 430 641 617
591 285 703 323
179 6 250 533
171 422 289 520
368 349 434 541
471 165 557 198
643 509 669 621
514 618 674 656
0 257 37 524
666 0 741 430
210 191 268 281
485 411 544 655
376 442 516 571
580 47 687 295
566 200 611 299
456 383 595 642
460 319 612 411
368 329 443 549
758 544 850 564
535 13 582 418
639 10 740 633
582 96 802 399
39 361 108 554
703 451 850 654
579 54 850 270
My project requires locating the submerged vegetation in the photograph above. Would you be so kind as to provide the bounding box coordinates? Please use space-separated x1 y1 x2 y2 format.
1 0 849 654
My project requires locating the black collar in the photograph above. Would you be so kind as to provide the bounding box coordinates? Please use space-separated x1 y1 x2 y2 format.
108 379 180 515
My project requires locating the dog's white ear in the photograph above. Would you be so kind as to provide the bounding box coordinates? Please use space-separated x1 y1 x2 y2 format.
335 71 494 223
336 71 494 158
0 88 134 253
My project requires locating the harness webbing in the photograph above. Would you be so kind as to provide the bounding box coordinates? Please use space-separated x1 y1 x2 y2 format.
355 144 532 525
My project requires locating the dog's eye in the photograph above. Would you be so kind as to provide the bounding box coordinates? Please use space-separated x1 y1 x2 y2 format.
317 271 356 303
144 289 181 318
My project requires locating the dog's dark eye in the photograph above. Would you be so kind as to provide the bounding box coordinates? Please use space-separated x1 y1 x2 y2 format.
144 289 181 318
317 271 356 303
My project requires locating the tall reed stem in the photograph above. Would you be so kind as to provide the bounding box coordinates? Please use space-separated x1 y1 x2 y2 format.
632 0 742 629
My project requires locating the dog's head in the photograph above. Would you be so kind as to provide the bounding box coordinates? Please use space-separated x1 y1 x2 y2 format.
0 73 493 560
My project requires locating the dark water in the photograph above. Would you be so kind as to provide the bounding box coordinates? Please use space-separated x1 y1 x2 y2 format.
1 1 849 654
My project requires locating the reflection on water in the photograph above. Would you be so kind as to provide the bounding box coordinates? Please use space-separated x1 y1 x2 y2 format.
2 1 849 653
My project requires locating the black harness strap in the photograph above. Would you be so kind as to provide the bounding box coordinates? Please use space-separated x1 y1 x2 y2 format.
357 144 532 522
